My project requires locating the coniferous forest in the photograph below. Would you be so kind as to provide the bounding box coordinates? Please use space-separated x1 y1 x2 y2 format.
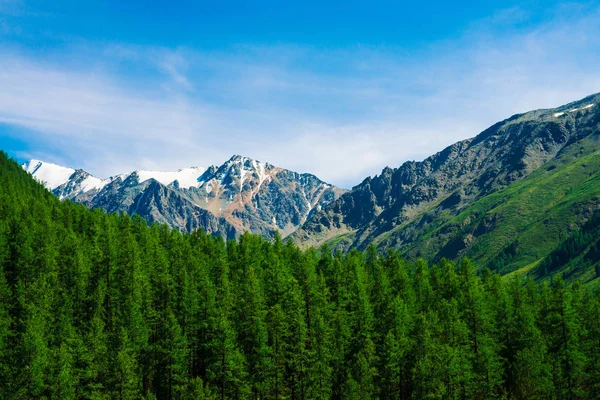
2 149 600 400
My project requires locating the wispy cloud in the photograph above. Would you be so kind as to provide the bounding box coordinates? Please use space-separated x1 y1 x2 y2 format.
1 3 600 187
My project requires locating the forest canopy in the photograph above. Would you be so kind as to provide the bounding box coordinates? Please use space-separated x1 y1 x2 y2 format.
1 152 600 399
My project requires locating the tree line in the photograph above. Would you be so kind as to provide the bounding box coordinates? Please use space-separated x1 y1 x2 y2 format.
536 210 600 280
1 152 600 399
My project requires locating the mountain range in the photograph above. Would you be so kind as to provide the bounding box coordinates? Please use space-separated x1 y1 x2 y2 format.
22 92 600 283
22 155 346 239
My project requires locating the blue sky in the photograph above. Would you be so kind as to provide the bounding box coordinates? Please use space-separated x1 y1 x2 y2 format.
1 0 599 188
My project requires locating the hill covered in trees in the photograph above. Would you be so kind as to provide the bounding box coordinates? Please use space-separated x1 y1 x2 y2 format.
2 150 600 399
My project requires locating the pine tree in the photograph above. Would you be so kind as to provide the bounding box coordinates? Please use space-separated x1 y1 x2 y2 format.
207 311 249 400
542 278 586 399
501 278 553 398
411 311 446 399
457 259 504 398
381 296 413 399
578 288 600 397
235 263 272 397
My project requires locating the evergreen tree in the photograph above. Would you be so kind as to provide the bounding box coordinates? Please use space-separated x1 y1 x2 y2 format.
457 259 504 398
207 311 249 399
542 278 586 399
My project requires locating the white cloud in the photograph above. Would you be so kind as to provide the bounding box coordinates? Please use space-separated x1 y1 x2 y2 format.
1 3 600 188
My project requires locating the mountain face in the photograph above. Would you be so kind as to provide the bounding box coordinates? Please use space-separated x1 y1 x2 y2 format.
22 155 346 239
293 93 600 280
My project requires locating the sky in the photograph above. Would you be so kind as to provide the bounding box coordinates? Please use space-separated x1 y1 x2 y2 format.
1 0 600 188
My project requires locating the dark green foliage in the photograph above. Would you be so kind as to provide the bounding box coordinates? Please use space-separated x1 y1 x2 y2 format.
487 239 519 273
1 151 600 398
535 210 600 280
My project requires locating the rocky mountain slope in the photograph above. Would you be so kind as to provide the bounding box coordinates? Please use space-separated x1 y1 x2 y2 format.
22 155 346 239
292 93 600 281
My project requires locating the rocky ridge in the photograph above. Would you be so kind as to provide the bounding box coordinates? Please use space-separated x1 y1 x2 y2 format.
22 155 346 239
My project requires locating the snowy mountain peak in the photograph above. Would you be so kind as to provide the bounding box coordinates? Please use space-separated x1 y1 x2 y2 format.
223 155 271 172
21 160 76 190
196 155 274 196
22 160 112 199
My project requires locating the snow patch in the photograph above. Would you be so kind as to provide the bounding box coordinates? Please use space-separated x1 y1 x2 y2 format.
80 176 109 193
136 167 207 189
240 162 248 192
554 104 594 118
567 103 595 114
110 173 131 182
302 189 313 216
22 160 75 190
250 159 270 196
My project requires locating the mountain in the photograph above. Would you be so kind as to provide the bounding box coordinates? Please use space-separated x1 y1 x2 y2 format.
22 155 346 239
292 93 600 282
